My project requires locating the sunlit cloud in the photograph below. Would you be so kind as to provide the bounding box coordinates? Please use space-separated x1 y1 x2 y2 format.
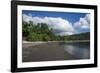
74 14 90 29
22 14 76 36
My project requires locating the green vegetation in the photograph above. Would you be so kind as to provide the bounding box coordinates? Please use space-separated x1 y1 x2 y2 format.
22 21 90 41
65 32 90 40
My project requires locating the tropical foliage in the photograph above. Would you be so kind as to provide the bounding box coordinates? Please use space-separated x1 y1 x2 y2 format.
22 21 90 41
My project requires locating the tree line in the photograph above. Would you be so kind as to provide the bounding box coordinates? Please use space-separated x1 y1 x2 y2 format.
22 21 90 41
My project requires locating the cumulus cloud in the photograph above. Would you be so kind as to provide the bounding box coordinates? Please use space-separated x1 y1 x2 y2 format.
55 32 75 36
74 14 90 29
22 14 76 36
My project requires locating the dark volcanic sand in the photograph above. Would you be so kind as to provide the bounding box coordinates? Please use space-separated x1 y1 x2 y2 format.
22 42 77 62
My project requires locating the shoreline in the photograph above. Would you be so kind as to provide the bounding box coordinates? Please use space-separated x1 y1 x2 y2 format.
23 40 90 44
22 40 90 62
22 41 77 62
22 40 90 47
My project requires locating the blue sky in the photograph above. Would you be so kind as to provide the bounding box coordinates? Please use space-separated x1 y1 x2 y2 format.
22 10 86 25
22 10 90 36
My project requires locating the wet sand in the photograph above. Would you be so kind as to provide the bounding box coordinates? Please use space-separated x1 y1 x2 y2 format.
22 42 77 62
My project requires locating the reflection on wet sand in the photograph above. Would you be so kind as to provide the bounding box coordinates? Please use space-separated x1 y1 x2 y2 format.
22 42 90 62
61 42 90 59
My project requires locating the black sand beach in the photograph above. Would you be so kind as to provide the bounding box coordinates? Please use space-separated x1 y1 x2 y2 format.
22 42 77 62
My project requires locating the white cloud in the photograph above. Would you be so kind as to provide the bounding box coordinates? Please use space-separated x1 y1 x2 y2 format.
74 14 90 29
44 17 75 32
85 14 90 24
22 14 33 22
22 14 76 36
55 32 74 36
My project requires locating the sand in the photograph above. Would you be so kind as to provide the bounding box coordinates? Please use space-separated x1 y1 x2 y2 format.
22 42 77 62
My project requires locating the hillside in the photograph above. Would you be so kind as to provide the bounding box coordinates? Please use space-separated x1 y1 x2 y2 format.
66 32 90 40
